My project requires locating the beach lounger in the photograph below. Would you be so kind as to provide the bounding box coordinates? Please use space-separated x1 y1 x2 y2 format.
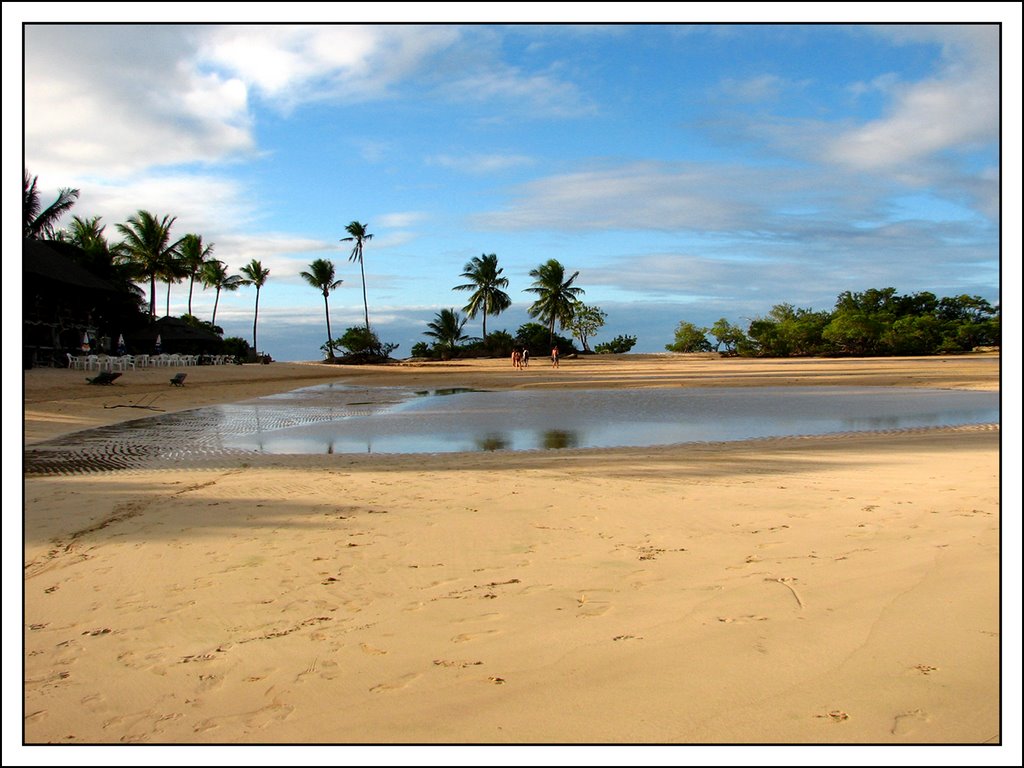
170 373 187 387
86 371 122 385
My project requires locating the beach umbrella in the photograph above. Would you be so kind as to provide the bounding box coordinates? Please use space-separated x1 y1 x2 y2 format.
81 331 91 353
155 334 162 354
116 334 127 356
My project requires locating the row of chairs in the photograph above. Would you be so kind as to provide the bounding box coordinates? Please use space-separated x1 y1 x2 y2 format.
67 353 234 370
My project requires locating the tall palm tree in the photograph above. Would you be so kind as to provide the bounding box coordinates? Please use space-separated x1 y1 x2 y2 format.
24 169 79 240
240 259 271 356
199 259 243 327
524 259 585 345
453 253 512 346
300 258 344 360
115 210 180 318
424 308 470 360
340 221 373 331
178 234 214 316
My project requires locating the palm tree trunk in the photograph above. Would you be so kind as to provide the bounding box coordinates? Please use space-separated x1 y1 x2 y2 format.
150 276 157 318
358 247 370 330
212 288 221 326
187 275 196 316
252 288 260 355
323 293 334 360
165 281 171 318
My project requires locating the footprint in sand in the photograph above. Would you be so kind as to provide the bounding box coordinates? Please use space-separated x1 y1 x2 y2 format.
912 664 939 675
369 672 419 693
891 708 930 735
359 642 388 656
451 629 500 643
717 615 769 624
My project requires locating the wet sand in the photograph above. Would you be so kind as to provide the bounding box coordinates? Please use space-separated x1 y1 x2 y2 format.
12 353 1013 754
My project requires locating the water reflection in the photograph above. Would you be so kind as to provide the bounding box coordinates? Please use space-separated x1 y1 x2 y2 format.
213 386 997 456
476 433 510 452
542 430 579 450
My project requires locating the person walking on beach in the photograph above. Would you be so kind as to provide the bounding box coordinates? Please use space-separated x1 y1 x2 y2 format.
512 348 522 369
521 348 530 368
551 346 560 368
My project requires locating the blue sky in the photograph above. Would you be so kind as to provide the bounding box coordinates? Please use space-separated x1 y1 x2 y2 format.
10 7 1018 360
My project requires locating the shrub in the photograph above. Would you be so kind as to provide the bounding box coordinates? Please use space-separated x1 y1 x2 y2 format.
594 334 637 354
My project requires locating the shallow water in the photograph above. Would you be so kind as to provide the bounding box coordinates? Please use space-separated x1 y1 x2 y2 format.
24 384 999 474
220 385 999 455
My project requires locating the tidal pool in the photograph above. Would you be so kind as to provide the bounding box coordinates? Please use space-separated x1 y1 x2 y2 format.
217 385 998 455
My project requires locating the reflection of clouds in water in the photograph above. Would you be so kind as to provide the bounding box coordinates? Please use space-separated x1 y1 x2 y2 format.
24 387 1001 473
220 386 998 455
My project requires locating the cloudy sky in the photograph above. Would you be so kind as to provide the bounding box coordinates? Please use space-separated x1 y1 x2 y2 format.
12 7 1016 360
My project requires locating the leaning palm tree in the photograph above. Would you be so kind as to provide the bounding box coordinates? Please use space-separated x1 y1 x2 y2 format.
524 259 585 345
24 169 79 240
115 210 180 318
300 258 344 361
453 253 512 347
178 234 214 316
240 259 271 356
199 259 244 327
340 221 373 331
424 308 470 360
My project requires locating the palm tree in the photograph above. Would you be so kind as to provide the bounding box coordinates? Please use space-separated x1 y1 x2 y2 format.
300 258 344 360
178 234 214 316
340 221 373 331
240 259 271 356
115 211 180 318
524 259 585 345
424 308 470 360
453 253 512 346
24 170 79 240
199 259 244 327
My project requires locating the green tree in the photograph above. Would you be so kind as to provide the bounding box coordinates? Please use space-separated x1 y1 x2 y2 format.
707 318 747 355
24 169 79 240
199 259 243 327
340 221 374 331
329 326 399 360
665 321 711 353
525 259 584 345
240 259 271 356
115 210 181 318
300 258 344 360
453 253 512 346
566 301 607 353
594 335 638 354
424 308 470 359
177 234 214 317
515 322 576 357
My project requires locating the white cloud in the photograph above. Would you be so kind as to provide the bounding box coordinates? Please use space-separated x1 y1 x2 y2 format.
472 161 775 232
197 25 463 110
428 153 535 174
24 25 257 179
824 25 998 172
375 211 428 228
717 74 811 103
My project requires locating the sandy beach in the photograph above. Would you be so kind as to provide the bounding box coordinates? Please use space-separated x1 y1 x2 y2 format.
14 353 1011 751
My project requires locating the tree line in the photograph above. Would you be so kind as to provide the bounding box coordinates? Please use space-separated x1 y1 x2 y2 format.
26 170 634 363
666 288 999 357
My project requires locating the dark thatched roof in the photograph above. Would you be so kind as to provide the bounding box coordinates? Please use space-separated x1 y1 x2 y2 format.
22 239 117 293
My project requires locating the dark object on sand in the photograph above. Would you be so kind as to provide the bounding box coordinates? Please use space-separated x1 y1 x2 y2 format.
170 373 187 387
86 371 122 385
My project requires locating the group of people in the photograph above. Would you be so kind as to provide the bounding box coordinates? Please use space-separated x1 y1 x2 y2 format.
511 346 560 369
